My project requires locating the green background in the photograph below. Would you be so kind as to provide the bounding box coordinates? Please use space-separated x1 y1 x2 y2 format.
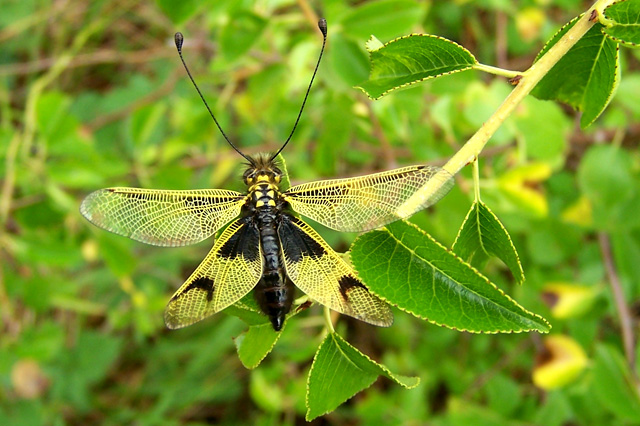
1 0 639 424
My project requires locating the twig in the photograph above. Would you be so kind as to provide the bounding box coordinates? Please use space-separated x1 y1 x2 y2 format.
296 0 319 29
0 47 172 77
396 0 613 218
366 103 397 169
598 232 637 377
0 134 20 225
495 10 508 69
86 67 182 131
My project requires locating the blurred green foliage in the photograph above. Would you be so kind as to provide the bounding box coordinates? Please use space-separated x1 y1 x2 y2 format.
1 0 639 424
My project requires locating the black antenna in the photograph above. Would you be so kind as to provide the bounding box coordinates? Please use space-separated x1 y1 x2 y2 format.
269 18 327 162
174 32 254 164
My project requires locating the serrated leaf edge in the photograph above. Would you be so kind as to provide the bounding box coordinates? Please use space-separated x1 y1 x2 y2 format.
305 332 419 420
353 221 551 334
356 33 478 100
452 201 525 284
603 0 640 48
233 300 308 368
601 28 640 47
532 15 621 127
534 15 582 63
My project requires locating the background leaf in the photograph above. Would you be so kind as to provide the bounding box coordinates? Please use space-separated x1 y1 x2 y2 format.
591 344 640 422
155 0 204 24
340 0 425 41
220 10 267 62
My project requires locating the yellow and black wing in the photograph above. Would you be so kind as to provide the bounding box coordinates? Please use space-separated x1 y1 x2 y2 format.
80 188 246 246
283 165 453 232
278 215 392 327
164 217 262 329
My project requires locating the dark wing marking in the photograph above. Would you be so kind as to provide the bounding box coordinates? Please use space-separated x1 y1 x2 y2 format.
278 214 392 327
164 217 262 329
283 165 453 232
80 188 246 246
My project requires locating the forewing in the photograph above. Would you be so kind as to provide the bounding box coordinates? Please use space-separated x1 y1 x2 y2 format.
278 215 392 327
80 188 246 246
284 165 453 232
164 217 262 329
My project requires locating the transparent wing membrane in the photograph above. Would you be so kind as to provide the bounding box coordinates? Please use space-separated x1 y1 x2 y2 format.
80 188 246 246
284 165 453 232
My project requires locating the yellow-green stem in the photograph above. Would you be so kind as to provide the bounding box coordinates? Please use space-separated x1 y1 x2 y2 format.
415 0 615 202
323 306 335 333
472 159 481 202
474 63 521 78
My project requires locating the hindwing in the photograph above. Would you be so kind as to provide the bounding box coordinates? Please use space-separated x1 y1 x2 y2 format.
80 188 246 246
278 214 392 327
164 216 262 329
283 165 453 232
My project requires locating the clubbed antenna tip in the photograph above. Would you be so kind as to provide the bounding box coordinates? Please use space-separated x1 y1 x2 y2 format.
174 32 184 50
318 19 327 36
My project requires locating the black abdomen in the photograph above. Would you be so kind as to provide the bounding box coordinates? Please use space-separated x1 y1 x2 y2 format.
255 210 293 331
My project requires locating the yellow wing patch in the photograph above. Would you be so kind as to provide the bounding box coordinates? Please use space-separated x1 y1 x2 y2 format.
80 188 246 246
164 218 262 329
284 165 453 232
278 215 392 327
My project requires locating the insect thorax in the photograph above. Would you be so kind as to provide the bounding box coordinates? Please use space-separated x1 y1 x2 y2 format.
244 154 284 209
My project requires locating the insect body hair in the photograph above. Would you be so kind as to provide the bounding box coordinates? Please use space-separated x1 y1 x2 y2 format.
243 153 283 185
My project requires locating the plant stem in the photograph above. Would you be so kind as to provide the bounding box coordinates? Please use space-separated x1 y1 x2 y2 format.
323 306 335 333
598 233 638 380
410 0 616 203
473 63 521 78
472 159 481 202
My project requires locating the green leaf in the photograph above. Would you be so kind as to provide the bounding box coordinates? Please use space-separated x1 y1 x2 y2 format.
306 332 419 420
250 368 285 412
220 11 267 62
603 0 640 46
357 34 477 99
513 97 571 163
96 232 136 278
329 33 370 87
230 290 309 368
531 18 619 128
129 102 168 149
223 293 269 326
341 0 425 41
577 144 639 230
50 331 123 412
453 200 525 284
155 0 202 25
351 221 550 333
592 344 640 422
235 322 282 369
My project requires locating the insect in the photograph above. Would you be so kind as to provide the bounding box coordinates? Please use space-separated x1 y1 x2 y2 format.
80 19 453 331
